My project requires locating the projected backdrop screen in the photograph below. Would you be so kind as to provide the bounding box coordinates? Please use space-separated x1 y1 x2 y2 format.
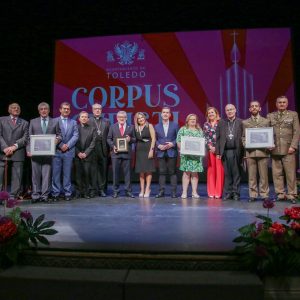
53 28 295 125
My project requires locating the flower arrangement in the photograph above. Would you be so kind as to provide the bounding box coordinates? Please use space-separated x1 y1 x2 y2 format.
0 191 58 268
233 199 300 277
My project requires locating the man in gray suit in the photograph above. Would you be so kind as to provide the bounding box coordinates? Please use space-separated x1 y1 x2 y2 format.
0 103 29 198
27 102 61 203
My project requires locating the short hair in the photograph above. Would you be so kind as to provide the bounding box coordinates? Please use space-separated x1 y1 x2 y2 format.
38 102 50 110
161 107 171 113
276 96 288 102
92 103 102 109
225 104 236 110
117 111 127 118
8 103 20 113
59 102 71 109
79 111 89 117
249 100 261 107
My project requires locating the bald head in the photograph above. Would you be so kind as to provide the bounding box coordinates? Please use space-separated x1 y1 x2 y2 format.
225 104 236 120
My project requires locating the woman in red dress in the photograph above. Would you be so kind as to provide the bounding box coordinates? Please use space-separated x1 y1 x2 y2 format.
203 107 224 198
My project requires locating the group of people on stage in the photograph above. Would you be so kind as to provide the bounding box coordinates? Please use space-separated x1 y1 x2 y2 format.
0 96 299 204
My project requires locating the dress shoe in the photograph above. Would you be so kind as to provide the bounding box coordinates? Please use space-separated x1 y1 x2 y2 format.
112 192 119 198
276 194 285 202
31 198 40 204
89 193 96 198
99 190 107 197
65 196 72 201
53 196 60 202
192 193 200 199
125 192 135 198
181 193 187 199
155 191 165 198
171 192 177 198
84 194 90 199
289 198 297 204
248 197 256 203
138 192 144 197
232 194 240 201
224 194 233 201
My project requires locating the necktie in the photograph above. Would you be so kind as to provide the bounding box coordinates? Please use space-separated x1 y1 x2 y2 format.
120 124 124 136
42 118 47 134
254 117 258 123
63 118 68 130
12 117 16 125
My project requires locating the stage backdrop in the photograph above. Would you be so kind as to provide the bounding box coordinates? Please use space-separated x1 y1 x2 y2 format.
53 28 295 126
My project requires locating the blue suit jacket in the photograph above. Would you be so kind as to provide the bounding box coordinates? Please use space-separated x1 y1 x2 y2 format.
56 117 79 157
154 121 179 158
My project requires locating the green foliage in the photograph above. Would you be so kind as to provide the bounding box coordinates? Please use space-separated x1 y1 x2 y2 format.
233 206 300 277
0 205 58 268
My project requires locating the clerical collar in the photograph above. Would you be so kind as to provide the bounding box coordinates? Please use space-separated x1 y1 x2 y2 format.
227 117 236 122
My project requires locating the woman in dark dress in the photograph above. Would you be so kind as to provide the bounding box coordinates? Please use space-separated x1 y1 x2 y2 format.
134 112 156 197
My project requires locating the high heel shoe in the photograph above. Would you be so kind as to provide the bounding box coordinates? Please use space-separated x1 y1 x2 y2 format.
192 193 200 199
139 192 144 197
181 193 187 199
144 190 151 197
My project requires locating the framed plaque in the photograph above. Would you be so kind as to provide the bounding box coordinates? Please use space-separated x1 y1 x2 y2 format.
30 134 56 156
116 137 128 152
245 127 274 148
180 136 205 156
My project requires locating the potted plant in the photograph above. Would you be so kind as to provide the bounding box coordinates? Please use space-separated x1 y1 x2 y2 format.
233 199 300 298
0 191 58 268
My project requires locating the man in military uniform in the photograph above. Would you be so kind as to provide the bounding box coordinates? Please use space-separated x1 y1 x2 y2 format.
267 96 300 204
243 101 271 202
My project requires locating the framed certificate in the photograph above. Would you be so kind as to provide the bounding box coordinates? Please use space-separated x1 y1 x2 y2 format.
180 136 205 156
245 127 274 148
30 134 56 156
116 137 128 152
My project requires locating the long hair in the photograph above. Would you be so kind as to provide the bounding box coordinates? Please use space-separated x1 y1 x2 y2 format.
185 114 201 130
205 107 220 122
134 112 148 131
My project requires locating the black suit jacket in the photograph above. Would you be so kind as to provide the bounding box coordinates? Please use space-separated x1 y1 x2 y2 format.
89 116 110 156
75 124 96 162
216 118 243 161
107 123 136 159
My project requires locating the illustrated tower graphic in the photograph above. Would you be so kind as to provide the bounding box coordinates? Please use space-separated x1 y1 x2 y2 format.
219 32 254 118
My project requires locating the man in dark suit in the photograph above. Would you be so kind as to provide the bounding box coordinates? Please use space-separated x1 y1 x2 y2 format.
27 102 61 203
154 107 179 198
89 103 110 197
52 102 79 201
216 104 243 201
107 111 136 198
74 111 96 199
0 103 29 198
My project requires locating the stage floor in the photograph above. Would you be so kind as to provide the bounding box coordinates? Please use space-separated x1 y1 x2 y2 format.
18 183 297 253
